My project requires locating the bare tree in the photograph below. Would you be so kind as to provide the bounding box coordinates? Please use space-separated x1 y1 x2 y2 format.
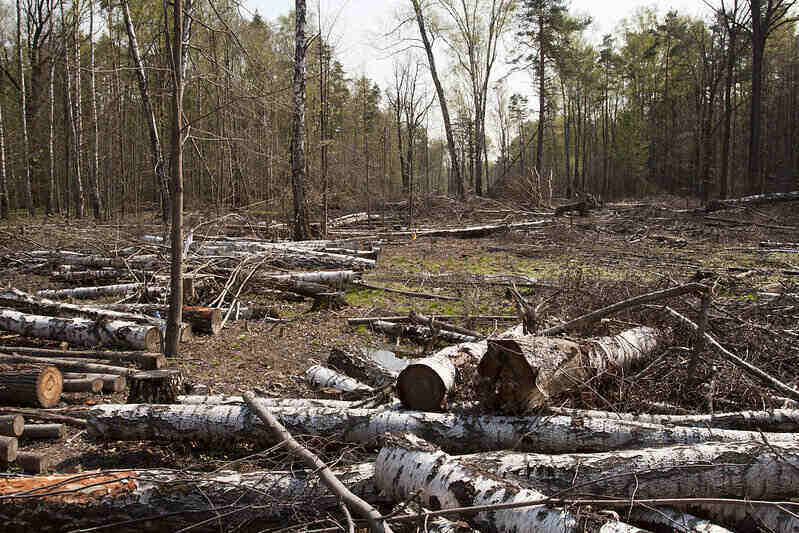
0 90 8 220
87 0 102 218
410 0 464 196
291 0 312 240
17 0 34 215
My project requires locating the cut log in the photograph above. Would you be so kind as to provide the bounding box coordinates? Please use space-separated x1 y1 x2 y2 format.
327 347 404 387
408 309 483 339
375 433 577 533
0 353 140 377
0 365 62 408
706 190 799 212
245 248 376 271
304 365 373 394
21 423 66 440
321 247 380 260
177 396 360 408
347 314 519 325
0 464 382 533
50 268 152 283
0 309 162 351
14 452 52 474
0 414 24 437
548 407 799 432
477 327 662 413
62 373 127 393
86 403 798 453
36 283 166 300
126 369 184 404
182 306 222 334
62 377 104 393
329 212 383 227
465 440 799 501
32 251 162 269
0 408 87 428
0 346 165 370
259 277 347 309
0 435 18 461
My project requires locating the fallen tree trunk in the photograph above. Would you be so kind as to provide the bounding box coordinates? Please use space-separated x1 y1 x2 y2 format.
88 304 223 335
86 403 797 453
0 346 165 370
0 407 87 428
0 353 140 377
370 320 476 344
548 407 799 432
463 440 799 501
706 190 799 212
62 377 104 393
375 433 577 533
259 277 347 309
36 283 165 300
21 423 65 440
50 268 153 283
31 251 162 269
477 327 662 413
248 248 376 271
0 464 382 533
0 309 162 352
0 365 62 408
327 347 403 387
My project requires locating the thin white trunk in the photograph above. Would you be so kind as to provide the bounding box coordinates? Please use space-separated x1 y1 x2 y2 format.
304 365 373 393
88 0 102 218
16 0 33 215
36 283 165 300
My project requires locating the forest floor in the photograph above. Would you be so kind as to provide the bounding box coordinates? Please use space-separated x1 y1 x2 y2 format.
1 194 798 481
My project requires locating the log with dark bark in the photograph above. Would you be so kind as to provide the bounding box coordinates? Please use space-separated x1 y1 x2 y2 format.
408 309 482 339
376 433 577 533
0 353 139 377
0 365 62 408
86 403 797 453
126 369 184 404
0 346 165 370
0 309 162 351
62 373 126 393
370 320 476 344
477 327 662 413
260 277 347 309
706 190 799 212
21 423 66 440
0 435 18 461
0 414 24 437
0 464 382 533
62 377 104 393
14 451 52 473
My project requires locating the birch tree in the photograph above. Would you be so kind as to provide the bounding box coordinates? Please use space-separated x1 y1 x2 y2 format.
291 0 312 240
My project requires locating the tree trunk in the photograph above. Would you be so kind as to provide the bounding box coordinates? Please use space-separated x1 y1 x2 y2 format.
0 366 62 408
0 414 24 437
62 377 104 393
71 0 85 218
706 190 799 212
375 433 577 533
327 347 402 387
0 353 141 377
46 60 56 215
0 92 9 219
410 0 463 197
36 283 165 300
17 0 34 216
304 365 373 394
0 346 164 370
127 369 183 404
290 0 312 240
0 309 162 351
0 435 18 461
477 327 662 413
85 402 796 453
0 464 381 533
88 0 102 218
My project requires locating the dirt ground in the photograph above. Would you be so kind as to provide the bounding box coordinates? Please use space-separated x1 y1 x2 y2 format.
1 195 798 479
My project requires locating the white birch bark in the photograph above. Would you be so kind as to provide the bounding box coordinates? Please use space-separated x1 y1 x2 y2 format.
548 407 799 432
463 440 799 500
304 365 373 393
0 309 162 351
329 212 383 227
36 283 166 300
86 403 798 452
625 507 732 533
375 433 577 533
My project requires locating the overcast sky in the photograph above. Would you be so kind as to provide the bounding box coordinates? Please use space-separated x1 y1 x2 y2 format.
243 0 710 116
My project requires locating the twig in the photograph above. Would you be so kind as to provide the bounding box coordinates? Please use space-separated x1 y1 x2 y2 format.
351 280 458 301
242 391 392 533
540 283 708 336
655 305 799 402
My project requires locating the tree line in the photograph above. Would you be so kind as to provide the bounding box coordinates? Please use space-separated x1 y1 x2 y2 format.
0 0 796 223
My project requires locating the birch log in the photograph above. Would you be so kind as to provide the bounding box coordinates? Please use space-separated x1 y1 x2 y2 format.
370 320 477 344
462 441 799 500
0 353 140 377
548 407 799 432
36 283 165 300
0 309 162 351
0 464 382 533
31 251 162 269
86 403 798 452
375 433 577 533
0 346 165 370
304 365 373 394
477 327 662 413
327 347 404 387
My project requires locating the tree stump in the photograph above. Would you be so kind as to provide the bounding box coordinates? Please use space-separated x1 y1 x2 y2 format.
127 369 184 404
0 365 63 408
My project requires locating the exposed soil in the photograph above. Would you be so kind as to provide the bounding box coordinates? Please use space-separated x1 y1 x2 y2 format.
0 194 797 492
